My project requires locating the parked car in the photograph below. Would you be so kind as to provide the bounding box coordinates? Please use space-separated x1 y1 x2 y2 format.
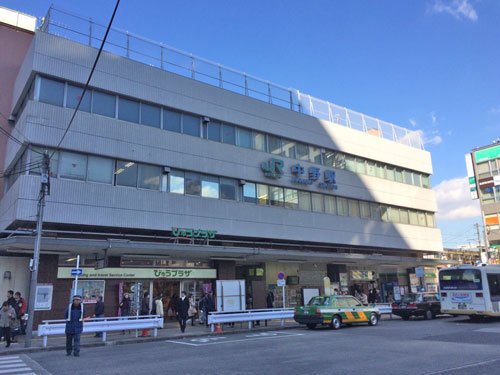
392 292 441 320
294 295 380 330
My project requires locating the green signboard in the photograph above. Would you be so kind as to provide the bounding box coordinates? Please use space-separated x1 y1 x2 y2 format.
172 227 216 239
57 267 217 279
475 145 500 163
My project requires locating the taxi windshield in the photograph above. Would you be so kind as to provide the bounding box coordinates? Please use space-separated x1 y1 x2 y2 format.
307 296 331 306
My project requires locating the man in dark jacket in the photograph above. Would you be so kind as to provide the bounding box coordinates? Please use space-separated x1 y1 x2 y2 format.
177 291 190 333
204 291 216 327
65 295 85 357
93 296 105 337
140 292 150 337
6 291 16 308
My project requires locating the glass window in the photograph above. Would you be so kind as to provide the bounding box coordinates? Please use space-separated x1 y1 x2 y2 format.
345 155 356 172
403 170 413 185
237 128 252 148
164 109 181 132
381 205 390 222
269 186 284 206
66 84 91 112
413 173 422 187
477 162 490 179
348 199 360 217
481 188 495 204
60 152 87 181
220 178 237 200
30 147 58 177
324 151 335 167
426 213 435 227
282 139 296 159
309 146 322 164
337 197 348 216
138 164 161 190
298 191 311 211
400 209 409 224
360 201 370 218
253 132 267 152
422 175 430 189
312 193 324 212
333 153 346 169
183 114 200 137
169 170 185 194
366 161 376 176
204 121 221 142
370 203 381 220
92 90 116 118
141 103 161 128
409 210 418 225
389 207 400 223
284 188 298 209
296 143 309 161
115 160 138 187
201 175 219 198
268 135 282 155
417 211 427 226
87 155 113 184
257 184 269 205
356 158 366 174
324 196 336 214
39 77 64 106
222 124 236 144
375 163 385 179
118 97 139 123
386 166 395 181
185 172 201 196
243 182 257 203
395 168 403 183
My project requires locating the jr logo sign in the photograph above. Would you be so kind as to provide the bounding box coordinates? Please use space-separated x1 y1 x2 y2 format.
261 158 284 179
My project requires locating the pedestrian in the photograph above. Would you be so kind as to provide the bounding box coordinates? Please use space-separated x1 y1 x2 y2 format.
375 289 382 303
368 289 376 304
92 296 104 337
14 292 26 335
333 288 339 296
360 291 368 305
0 302 16 348
198 293 207 325
64 295 85 357
119 292 131 334
168 294 178 321
140 292 150 337
6 290 16 308
187 294 197 326
155 294 164 324
266 290 275 308
205 291 215 327
177 291 189 333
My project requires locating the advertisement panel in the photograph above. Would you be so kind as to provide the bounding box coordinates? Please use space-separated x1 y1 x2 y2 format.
475 144 500 163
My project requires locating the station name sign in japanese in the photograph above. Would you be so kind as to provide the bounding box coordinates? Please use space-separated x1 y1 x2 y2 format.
172 227 217 239
261 158 338 190
57 267 217 279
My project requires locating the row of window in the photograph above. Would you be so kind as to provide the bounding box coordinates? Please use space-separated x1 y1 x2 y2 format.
481 186 500 205
477 158 500 180
15 147 436 228
34 76 432 189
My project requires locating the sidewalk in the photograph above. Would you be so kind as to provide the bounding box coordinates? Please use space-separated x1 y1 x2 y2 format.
0 319 300 356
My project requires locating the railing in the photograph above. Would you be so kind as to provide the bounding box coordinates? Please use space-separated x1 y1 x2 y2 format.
36 6 424 150
372 303 393 315
208 308 295 332
37 315 163 347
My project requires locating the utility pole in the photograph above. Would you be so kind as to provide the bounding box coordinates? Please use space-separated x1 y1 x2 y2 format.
483 226 490 264
475 223 482 249
25 151 50 348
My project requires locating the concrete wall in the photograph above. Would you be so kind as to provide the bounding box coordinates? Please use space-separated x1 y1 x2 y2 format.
0 256 30 299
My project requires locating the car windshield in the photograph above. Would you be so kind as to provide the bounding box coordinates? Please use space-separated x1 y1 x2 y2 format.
401 294 423 303
307 296 331 306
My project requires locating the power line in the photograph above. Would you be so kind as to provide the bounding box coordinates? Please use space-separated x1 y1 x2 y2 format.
0 110 44 155
51 0 121 159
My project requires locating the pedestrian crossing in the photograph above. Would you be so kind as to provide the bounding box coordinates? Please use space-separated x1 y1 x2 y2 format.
0 356 36 375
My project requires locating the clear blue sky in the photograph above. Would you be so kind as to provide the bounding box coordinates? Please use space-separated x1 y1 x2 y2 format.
4 0 499 248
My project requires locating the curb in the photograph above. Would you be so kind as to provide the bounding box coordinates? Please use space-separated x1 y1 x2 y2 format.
0 324 301 356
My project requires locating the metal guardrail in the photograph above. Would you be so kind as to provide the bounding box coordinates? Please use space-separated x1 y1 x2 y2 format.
37 5 424 150
372 303 392 315
37 315 163 347
208 308 295 332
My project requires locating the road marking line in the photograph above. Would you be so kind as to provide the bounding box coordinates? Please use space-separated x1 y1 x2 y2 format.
166 332 304 347
474 328 500 333
0 362 22 365
0 367 32 374
0 358 19 361
0 364 26 369
165 340 200 346
421 358 500 375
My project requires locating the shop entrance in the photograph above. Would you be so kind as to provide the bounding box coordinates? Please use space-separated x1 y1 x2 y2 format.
153 280 180 319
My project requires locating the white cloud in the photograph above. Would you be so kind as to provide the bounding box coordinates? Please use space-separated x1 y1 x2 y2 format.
415 130 443 146
409 118 417 127
430 111 437 125
429 0 478 22
434 177 481 221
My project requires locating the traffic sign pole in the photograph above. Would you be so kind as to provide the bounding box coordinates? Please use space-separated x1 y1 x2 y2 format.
73 255 80 297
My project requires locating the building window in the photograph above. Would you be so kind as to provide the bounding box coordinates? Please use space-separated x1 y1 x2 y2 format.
337 197 348 216
92 90 116 118
477 162 490 179
370 203 381 220
201 175 219 198
164 109 181 133
422 175 430 189
348 199 360 217
141 103 161 128
409 210 418 225
253 132 267 152
66 84 91 112
356 158 366 174
426 213 435 228
268 135 282 155
400 209 409 224
345 155 356 172
39 77 65 106
257 184 269 205
417 211 427 226
360 201 370 219
375 163 385 179
138 164 161 190
294 143 308 161
395 168 404 183
403 170 413 185
204 121 221 142
380 205 390 222
60 152 87 181
169 170 185 194
87 155 113 184
282 139 296 159
366 161 376 176
243 182 257 203
389 207 400 223
481 187 495 204
220 178 237 200
118 97 140 123
284 188 298 209
183 114 201 137
324 195 336 214
269 186 284 207
308 146 321 164
30 147 58 177
312 193 324 212
298 191 311 211
185 172 201 196
115 160 138 187
222 124 236 145
386 166 395 181
237 128 252 149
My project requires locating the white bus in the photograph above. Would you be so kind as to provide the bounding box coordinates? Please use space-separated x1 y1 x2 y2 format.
439 265 500 318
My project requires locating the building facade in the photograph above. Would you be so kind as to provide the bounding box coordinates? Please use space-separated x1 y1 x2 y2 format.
0 7 445 325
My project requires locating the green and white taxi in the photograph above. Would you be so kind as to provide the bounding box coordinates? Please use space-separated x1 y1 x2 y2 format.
294 295 380 329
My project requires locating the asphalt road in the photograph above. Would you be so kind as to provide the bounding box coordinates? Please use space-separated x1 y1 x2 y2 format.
18 316 500 375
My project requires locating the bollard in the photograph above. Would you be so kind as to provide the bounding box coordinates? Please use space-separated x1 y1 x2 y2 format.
43 335 47 348
153 327 157 337
102 331 106 343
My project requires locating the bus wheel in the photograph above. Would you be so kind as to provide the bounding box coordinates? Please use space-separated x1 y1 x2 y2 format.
331 315 342 330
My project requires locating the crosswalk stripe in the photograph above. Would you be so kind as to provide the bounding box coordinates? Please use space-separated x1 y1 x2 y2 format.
0 358 19 361
0 368 32 374
0 364 27 369
0 362 22 365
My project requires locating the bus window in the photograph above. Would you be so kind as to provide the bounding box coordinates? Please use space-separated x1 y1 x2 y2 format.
487 274 500 302
439 269 482 290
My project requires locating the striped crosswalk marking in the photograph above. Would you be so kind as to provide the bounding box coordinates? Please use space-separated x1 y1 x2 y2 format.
0 355 36 374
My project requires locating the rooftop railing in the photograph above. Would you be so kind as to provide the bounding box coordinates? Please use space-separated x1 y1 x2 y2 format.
38 6 424 150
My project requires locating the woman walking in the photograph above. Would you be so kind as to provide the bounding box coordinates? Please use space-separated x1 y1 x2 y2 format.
188 294 197 326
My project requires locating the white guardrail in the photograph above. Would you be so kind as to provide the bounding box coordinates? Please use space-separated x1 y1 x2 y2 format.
37 315 163 347
373 303 393 315
208 308 295 332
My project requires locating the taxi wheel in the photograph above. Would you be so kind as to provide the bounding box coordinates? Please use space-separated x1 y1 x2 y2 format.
368 313 379 326
424 310 434 320
306 323 317 330
331 315 342 330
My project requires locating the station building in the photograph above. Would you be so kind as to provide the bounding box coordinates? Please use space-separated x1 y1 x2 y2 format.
0 6 445 325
